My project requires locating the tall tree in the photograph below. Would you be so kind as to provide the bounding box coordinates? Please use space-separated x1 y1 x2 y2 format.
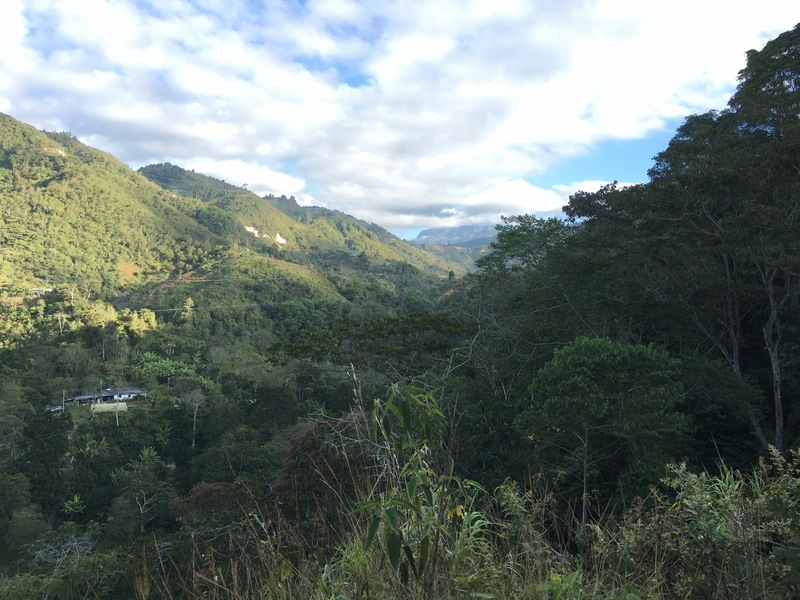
727 23 800 451
516 337 687 525
561 24 800 451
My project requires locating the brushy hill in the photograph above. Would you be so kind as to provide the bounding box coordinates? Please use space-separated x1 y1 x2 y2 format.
136 162 299 251
0 115 462 305
138 163 465 277
0 114 222 291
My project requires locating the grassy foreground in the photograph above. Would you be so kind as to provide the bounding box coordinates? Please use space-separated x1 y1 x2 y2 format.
5 386 797 599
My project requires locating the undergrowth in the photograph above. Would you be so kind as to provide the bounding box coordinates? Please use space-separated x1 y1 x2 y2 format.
5 385 800 599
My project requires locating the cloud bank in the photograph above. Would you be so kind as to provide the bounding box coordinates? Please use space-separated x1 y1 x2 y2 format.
0 0 796 235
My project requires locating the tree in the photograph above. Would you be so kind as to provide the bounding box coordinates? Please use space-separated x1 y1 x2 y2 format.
564 35 800 449
644 69 800 451
14 409 70 521
729 23 800 141
133 351 195 386
726 25 800 451
0 379 33 467
476 215 574 274
454 216 601 484
184 387 206 450
64 431 115 523
107 447 176 542
3 505 49 564
517 337 687 525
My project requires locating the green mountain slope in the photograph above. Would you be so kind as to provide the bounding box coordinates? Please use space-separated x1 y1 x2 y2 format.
136 162 299 251
411 242 488 273
0 114 221 291
138 163 464 277
263 194 457 271
0 113 460 342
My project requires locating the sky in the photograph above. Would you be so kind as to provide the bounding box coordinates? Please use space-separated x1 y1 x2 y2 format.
0 1 797 239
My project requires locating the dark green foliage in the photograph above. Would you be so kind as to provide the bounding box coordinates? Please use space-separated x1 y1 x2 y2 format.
517 337 688 523
169 480 257 535
678 356 762 470
14 410 71 522
288 311 468 381
104 447 177 545
270 417 374 548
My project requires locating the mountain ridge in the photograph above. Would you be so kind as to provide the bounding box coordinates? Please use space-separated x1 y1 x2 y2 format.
0 113 464 300
137 162 462 278
411 224 497 247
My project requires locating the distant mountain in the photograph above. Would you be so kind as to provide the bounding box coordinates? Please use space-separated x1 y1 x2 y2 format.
138 163 462 278
411 224 497 248
408 224 497 272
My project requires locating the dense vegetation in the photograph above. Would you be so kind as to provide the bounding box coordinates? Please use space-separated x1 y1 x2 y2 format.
0 23 799 599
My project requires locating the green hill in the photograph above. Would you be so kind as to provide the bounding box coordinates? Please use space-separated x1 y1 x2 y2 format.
0 114 222 292
138 162 464 278
0 113 462 355
0 114 461 301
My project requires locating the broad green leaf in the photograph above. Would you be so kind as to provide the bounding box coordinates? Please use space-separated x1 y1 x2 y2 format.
400 398 413 433
389 497 421 514
402 544 418 579
385 506 399 531
419 534 430 574
386 531 401 571
353 500 379 513
364 515 380 551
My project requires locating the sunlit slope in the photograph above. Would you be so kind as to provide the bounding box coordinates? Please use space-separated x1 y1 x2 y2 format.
139 163 465 277
0 114 220 289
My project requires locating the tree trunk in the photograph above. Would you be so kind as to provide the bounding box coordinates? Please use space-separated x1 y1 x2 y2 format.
581 424 589 528
192 403 199 449
762 268 785 451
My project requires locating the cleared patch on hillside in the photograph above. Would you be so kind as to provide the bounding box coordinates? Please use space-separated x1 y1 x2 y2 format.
120 262 141 283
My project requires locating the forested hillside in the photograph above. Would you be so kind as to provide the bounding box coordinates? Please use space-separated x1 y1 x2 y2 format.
0 24 799 599
0 118 220 290
138 162 457 278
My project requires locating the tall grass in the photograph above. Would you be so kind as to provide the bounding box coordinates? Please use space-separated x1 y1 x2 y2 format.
130 393 800 599
141 385 572 598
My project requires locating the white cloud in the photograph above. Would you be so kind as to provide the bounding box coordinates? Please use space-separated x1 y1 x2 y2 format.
0 0 797 233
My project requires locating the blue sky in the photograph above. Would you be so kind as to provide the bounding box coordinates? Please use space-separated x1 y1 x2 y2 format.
0 1 797 238
534 123 681 189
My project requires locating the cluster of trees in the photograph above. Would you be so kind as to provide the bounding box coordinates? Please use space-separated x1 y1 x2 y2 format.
445 24 800 504
0 23 798 598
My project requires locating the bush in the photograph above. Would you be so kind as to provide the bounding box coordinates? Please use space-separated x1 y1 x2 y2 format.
589 450 800 599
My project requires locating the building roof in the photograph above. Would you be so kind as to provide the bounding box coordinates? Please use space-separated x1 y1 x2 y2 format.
101 387 147 396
